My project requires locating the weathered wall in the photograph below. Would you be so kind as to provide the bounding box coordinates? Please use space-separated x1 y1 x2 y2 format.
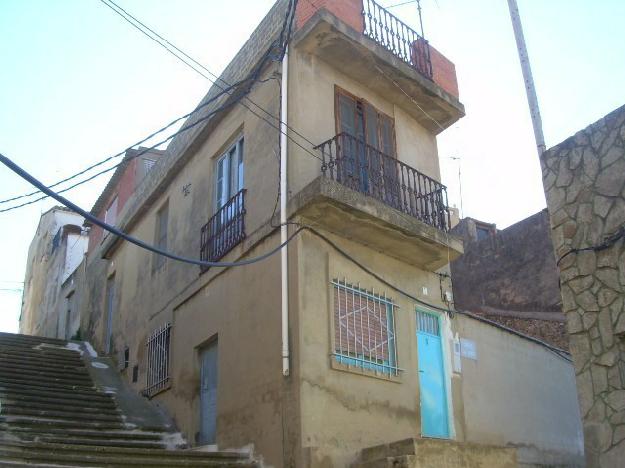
450 211 568 349
456 313 584 467
294 227 461 467
288 46 441 197
20 208 85 337
451 210 561 313
541 104 625 467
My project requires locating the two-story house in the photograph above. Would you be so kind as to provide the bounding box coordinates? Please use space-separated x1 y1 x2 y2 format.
20 1 584 466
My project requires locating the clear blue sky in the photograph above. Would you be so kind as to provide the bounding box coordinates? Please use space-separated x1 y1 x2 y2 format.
1 0 624 333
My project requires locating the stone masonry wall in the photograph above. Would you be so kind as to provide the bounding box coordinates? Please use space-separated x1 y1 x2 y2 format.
541 104 625 467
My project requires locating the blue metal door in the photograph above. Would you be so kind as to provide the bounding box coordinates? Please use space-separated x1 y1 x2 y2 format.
416 311 449 438
199 340 218 445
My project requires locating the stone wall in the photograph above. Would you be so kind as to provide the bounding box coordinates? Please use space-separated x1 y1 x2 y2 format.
450 211 567 349
541 104 625 467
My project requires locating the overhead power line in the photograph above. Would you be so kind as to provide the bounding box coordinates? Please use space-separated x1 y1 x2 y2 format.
0 0 325 212
0 79 243 206
0 152 303 268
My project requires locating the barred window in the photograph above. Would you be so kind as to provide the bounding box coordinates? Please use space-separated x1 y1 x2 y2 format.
332 279 400 375
144 323 171 397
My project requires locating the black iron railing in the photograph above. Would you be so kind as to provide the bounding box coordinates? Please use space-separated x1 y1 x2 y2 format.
200 189 246 270
362 0 433 80
316 133 451 232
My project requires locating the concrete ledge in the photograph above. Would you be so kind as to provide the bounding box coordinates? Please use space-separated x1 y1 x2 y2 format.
356 437 517 468
291 9 465 134
289 177 463 271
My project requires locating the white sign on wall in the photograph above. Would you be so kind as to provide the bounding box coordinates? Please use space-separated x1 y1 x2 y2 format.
460 338 477 360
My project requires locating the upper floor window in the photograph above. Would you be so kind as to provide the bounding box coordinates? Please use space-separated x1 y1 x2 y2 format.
215 138 244 211
335 87 395 157
104 196 118 227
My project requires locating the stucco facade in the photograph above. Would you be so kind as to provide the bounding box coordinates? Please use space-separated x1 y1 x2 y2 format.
21 1 585 467
20 207 87 339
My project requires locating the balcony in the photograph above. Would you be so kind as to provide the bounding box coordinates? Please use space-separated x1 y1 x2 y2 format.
362 0 432 80
200 189 246 271
316 133 451 232
292 0 464 134
288 134 462 271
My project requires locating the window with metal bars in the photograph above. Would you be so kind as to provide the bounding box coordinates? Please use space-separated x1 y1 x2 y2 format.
332 279 401 376
143 323 171 398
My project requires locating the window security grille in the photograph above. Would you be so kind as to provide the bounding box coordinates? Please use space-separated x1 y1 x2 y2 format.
417 310 440 336
332 279 401 375
144 323 171 397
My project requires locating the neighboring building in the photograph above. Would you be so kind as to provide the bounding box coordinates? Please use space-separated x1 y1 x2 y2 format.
86 146 165 253
451 211 569 350
541 104 625 467
20 1 584 466
19 206 87 339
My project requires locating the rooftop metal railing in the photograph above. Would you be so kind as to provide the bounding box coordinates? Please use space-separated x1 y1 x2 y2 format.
362 0 433 79
316 133 451 232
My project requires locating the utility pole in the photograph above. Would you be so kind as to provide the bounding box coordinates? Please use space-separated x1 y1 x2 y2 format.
507 0 546 157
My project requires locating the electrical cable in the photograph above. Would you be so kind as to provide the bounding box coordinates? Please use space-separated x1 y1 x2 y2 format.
2 150 568 362
0 152 303 268
100 0 320 153
556 224 625 266
0 0 322 210
0 79 244 205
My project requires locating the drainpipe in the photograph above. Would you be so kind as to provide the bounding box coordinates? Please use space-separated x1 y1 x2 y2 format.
280 45 290 377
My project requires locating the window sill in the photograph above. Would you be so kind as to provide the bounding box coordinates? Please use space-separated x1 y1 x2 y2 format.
142 380 171 399
330 356 403 383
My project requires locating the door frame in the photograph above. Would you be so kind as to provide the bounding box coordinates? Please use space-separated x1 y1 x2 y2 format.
415 307 455 439
197 335 219 446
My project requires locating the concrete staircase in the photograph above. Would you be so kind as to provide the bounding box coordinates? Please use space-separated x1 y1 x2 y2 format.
0 332 257 467
351 437 517 468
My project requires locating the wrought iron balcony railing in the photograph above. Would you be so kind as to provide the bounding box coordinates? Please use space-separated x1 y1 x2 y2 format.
316 133 451 232
362 0 433 80
200 189 246 270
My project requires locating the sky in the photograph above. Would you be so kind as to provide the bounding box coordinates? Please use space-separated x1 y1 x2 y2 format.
1 0 624 333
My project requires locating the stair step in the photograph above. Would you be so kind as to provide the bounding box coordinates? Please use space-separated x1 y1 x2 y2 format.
1 406 123 422
0 443 256 467
0 353 87 369
0 399 121 415
0 415 128 430
0 360 90 376
0 366 93 383
0 424 165 441
0 391 117 408
34 436 168 450
0 383 114 402
0 375 97 392
0 332 70 346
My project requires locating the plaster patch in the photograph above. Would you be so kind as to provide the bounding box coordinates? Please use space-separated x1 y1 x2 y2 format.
91 362 109 369
83 341 98 357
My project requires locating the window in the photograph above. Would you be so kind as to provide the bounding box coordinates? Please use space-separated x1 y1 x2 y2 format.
215 137 244 210
335 87 396 157
104 196 118 227
335 88 400 207
144 322 171 397
332 279 400 376
153 202 169 271
143 158 156 173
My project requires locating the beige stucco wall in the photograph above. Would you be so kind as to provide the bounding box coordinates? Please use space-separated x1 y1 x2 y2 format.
456 314 584 466
293 227 461 467
287 47 440 197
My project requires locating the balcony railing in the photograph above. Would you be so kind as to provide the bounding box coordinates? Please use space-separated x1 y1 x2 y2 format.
200 189 246 270
316 133 451 232
362 0 433 80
